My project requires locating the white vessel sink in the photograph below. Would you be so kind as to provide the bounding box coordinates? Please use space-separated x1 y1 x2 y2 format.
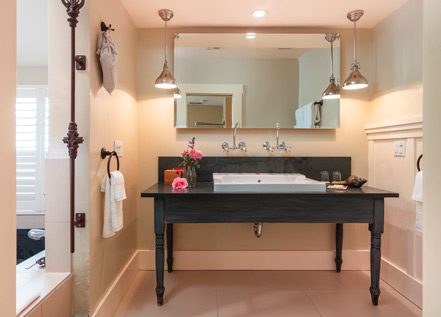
213 173 326 192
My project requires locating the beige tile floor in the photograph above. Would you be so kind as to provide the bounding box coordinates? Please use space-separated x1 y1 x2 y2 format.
114 270 422 317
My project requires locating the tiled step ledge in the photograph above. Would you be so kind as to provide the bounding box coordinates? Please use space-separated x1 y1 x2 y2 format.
17 251 71 316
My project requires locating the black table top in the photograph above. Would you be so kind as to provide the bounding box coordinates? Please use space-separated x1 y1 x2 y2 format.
141 182 399 198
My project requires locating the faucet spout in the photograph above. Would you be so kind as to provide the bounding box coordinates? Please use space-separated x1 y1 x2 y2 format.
233 121 239 148
221 121 246 152
262 123 291 152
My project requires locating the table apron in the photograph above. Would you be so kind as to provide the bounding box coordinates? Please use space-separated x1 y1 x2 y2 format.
160 196 376 223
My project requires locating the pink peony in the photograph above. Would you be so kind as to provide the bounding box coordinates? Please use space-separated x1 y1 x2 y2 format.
172 177 188 190
188 148 203 160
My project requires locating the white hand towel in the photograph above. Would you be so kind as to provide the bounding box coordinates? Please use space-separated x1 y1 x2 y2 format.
101 174 114 238
101 171 126 238
412 171 423 202
96 30 118 94
313 102 321 128
412 171 423 232
110 171 126 232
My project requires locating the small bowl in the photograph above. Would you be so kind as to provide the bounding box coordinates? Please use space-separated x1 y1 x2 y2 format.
348 178 367 188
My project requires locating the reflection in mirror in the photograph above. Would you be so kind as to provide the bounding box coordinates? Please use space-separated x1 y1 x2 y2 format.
174 33 340 129
185 94 232 128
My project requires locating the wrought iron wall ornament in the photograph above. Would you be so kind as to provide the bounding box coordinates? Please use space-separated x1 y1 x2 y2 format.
61 0 85 253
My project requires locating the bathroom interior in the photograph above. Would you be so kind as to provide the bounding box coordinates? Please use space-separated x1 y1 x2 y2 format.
3 0 441 316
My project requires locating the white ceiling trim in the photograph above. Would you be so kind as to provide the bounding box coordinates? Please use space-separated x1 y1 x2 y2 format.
121 0 408 29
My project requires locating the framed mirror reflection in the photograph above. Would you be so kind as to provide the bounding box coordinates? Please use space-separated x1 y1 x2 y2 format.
174 33 340 129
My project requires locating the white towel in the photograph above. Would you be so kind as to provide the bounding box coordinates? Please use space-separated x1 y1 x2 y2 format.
96 30 118 94
101 171 126 238
295 102 313 128
412 171 423 232
313 102 321 128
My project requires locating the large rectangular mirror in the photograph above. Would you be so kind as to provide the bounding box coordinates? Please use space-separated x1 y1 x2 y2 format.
174 33 340 129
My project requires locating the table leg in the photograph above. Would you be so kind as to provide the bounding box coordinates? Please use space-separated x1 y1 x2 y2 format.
155 199 165 306
369 199 384 305
167 223 174 273
335 223 343 272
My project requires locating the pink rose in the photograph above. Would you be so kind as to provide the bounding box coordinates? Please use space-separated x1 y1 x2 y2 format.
188 148 203 160
172 177 188 190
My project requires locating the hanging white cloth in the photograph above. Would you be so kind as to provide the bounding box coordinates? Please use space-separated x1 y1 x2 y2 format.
96 30 118 94
412 171 423 232
313 102 321 128
101 171 126 238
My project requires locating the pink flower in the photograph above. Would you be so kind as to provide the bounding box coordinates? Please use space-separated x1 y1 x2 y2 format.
188 148 203 160
172 177 188 190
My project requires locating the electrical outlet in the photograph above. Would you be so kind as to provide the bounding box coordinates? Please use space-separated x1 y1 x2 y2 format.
394 140 406 157
114 140 123 157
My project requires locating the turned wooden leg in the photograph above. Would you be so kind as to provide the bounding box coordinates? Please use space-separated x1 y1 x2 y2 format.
335 223 343 272
369 199 384 305
155 199 165 306
167 223 174 273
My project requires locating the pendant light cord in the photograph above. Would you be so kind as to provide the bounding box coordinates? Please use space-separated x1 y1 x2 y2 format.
164 20 168 65
353 20 358 66
330 40 334 78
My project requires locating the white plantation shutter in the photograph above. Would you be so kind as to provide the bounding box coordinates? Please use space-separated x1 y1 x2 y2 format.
16 86 48 212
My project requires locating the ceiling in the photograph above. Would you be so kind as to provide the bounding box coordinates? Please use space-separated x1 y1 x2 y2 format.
121 0 408 29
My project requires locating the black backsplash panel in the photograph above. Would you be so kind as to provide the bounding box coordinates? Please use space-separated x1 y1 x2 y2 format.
158 156 351 183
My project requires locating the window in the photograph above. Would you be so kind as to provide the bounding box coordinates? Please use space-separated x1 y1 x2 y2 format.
16 86 48 213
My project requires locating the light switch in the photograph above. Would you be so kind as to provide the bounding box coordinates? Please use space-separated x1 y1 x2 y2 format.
394 140 406 157
114 140 123 157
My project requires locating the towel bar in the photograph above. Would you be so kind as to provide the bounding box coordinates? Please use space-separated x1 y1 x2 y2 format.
417 154 423 172
101 148 120 178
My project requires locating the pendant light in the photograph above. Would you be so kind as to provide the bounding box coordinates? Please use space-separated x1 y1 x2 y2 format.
322 33 340 99
155 9 177 89
343 10 368 90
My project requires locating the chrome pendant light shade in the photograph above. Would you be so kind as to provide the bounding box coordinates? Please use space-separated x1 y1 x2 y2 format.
343 64 368 90
155 9 177 89
323 78 340 99
155 63 176 89
343 9 368 90
322 33 340 100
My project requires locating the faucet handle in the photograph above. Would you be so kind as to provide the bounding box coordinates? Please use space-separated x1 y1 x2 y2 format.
281 142 291 152
221 142 230 152
238 141 247 152
263 141 270 151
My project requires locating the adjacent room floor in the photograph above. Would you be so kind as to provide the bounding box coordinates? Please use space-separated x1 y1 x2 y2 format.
114 270 421 317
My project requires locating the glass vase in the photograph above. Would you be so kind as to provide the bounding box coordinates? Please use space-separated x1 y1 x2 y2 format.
184 165 197 187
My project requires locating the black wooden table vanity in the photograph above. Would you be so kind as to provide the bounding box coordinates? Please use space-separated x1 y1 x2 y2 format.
141 157 399 306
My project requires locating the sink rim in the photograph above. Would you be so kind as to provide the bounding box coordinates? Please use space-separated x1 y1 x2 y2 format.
213 172 326 192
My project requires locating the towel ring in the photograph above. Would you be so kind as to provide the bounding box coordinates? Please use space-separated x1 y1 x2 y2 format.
101 148 120 178
417 154 423 172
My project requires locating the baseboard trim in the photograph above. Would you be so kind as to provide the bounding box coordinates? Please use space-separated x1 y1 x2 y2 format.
137 249 370 271
91 251 138 317
381 258 422 308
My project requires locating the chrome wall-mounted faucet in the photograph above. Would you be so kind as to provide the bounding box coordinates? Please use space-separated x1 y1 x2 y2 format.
263 123 291 152
222 122 247 152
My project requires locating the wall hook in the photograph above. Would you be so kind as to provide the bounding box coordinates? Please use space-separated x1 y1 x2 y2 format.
101 21 115 32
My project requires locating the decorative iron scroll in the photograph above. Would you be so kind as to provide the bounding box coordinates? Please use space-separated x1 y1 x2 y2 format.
61 0 85 253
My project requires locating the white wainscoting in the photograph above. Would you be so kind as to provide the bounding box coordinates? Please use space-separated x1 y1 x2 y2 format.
365 116 422 308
